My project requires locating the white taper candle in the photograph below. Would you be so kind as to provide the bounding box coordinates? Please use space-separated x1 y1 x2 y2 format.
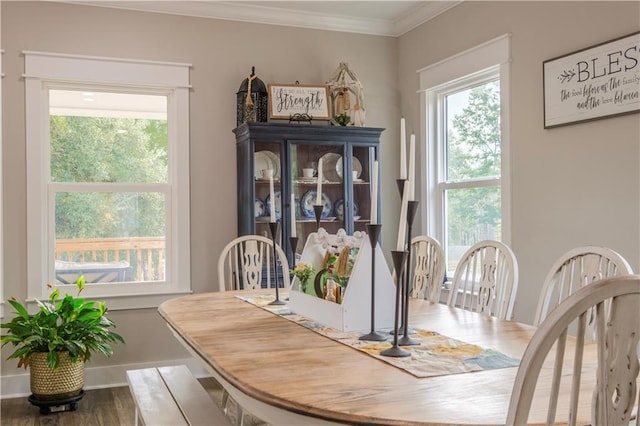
396 182 409 251
269 174 276 222
408 134 416 201
290 192 296 237
371 160 379 224
316 158 323 205
400 118 407 180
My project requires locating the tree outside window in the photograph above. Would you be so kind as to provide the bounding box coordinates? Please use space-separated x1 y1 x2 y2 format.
442 80 502 272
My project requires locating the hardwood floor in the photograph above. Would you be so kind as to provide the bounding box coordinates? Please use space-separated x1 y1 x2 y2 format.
0 377 268 425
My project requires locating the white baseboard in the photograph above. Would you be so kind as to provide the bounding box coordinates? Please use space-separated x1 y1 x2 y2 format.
0 356 212 399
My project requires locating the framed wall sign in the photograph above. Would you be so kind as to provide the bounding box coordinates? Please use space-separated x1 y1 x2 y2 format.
543 31 640 128
268 84 330 120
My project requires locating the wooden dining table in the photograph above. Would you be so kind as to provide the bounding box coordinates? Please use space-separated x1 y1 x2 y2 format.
158 290 598 426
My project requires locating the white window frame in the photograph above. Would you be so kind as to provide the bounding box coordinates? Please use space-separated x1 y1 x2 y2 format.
25 51 192 309
418 34 512 265
0 43 4 318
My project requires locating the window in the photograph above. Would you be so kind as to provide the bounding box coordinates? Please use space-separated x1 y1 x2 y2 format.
419 35 511 278
25 52 191 308
0 45 3 318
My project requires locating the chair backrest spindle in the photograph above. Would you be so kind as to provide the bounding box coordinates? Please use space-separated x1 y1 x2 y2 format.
218 235 290 292
534 246 633 326
447 240 518 319
409 236 445 302
507 275 640 426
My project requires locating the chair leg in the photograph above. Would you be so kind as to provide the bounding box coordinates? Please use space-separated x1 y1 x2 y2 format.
236 404 244 426
222 389 229 414
222 387 246 426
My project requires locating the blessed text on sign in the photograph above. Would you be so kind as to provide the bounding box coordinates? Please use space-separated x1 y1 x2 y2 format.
268 84 330 120
543 32 640 128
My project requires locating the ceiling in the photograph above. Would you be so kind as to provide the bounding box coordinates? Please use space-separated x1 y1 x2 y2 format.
63 1 462 36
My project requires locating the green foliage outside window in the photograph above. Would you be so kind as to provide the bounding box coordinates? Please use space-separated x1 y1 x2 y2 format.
50 115 168 240
446 81 501 248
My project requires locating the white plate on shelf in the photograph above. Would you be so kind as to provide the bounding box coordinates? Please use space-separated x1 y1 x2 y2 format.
254 198 265 218
319 152 341 183
254 150 280 180
336 156 362 180
334 199 359 221
300 190 332 218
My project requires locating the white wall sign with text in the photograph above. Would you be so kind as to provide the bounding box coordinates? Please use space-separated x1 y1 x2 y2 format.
543 32 640 128
268 84 330 120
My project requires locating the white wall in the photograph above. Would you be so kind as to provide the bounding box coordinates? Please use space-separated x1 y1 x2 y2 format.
0 1 399 394
398 1 640 323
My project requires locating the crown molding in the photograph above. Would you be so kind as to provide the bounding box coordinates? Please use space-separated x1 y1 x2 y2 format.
393 1 461 36
59 1 462 37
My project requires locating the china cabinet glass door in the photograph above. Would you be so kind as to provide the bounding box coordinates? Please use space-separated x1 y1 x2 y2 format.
253 141 283 242
351 145 376 235
288 142 376 250
289 143 345 245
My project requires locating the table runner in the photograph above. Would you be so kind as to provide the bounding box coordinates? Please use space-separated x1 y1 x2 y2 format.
236 293 519 378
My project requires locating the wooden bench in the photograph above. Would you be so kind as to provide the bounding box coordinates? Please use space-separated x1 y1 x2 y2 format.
126 365 231 426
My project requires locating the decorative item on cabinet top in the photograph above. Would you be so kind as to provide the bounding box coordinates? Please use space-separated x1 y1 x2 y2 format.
268 83 330 121
326 62 365 127
236 66 268 126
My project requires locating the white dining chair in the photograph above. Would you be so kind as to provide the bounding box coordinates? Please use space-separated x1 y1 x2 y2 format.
447 240 518 320
507 275 640 426
217 234 290 426
533 245 633 326
409 235 445 303
217 234 290 292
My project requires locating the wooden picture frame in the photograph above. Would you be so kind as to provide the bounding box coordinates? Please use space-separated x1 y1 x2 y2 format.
543 31 640 128
268 84 330 120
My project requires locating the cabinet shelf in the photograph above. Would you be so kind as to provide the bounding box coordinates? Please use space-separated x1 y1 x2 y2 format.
234 122 384 264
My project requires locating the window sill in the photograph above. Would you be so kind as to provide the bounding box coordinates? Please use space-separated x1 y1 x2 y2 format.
24 290 193 311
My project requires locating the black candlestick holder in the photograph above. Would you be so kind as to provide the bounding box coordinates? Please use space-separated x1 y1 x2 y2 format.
392 178 408 334
396 178 406 198
398 200 420 346
380 250 411 358
359 224 386 341
289 236 299 266
313 204 324 230
268 221 286 306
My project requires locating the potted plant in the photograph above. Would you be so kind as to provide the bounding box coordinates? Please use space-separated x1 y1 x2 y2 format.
290 261 315 293
0 275 124 401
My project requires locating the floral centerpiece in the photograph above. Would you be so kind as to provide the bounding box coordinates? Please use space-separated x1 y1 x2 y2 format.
290 262 315 293
288 229 396 332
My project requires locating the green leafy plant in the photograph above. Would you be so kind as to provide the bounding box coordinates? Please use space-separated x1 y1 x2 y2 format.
290 262 315 292
0 275 124 369
333 113 351 126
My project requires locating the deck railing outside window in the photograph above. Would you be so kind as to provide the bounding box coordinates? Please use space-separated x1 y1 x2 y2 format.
55 237 165 283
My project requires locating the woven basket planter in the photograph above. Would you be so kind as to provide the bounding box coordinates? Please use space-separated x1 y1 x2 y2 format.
29 352 84 400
